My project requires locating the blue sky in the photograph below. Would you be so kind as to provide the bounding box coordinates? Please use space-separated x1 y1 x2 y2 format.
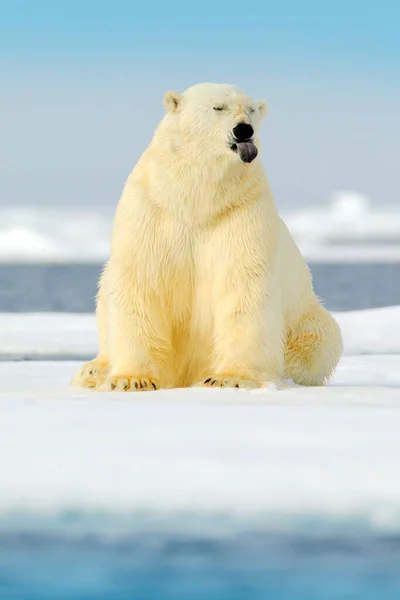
2 0 400 72
1 0 399 208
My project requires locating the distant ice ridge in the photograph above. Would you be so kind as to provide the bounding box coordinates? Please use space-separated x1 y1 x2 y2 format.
0 206 113 263
0 192 399 263
282 191 400 262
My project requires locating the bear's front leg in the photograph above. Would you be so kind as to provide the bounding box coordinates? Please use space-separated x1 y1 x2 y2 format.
200 291 284 389
100 259 170 392
197 206 285 389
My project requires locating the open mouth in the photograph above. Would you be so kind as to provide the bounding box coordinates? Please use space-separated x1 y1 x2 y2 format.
230 139 258 163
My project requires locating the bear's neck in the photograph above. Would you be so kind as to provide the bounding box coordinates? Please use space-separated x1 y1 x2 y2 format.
146 135 272 224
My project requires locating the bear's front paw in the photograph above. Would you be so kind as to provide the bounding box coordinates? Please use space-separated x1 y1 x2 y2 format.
196 375 260 389
100 375 160 392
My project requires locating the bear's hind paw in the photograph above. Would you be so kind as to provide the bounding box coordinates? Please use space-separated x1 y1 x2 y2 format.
71 360 109 389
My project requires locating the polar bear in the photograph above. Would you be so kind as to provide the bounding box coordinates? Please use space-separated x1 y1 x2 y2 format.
72 82 343 391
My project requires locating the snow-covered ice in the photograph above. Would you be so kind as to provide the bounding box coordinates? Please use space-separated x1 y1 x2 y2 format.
1 312 98 359
0 307 400 527
2 305 400 359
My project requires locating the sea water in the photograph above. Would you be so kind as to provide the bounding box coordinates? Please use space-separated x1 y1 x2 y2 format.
1 262 400 312
1 515 400 600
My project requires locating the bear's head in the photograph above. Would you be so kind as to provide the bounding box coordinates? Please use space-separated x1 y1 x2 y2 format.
163 83 268 165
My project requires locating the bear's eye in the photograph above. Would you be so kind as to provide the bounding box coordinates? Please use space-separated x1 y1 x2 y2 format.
249 107 255 114
213 105 227 112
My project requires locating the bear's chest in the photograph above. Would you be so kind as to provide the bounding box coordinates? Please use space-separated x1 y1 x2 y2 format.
157 223 216 320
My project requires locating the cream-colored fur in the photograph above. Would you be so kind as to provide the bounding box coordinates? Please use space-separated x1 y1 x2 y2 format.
72 83 343 392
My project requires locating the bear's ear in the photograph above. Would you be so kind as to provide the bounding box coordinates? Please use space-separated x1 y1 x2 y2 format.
164 91 181 114
257 100 268 120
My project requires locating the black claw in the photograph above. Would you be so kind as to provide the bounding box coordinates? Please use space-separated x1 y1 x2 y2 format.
134 381 139 389
211 379 217 386
123 384 129 391
204 377 212 384
110 382 115 390
151 382 157 389
89 369 93 375
235 383 239 388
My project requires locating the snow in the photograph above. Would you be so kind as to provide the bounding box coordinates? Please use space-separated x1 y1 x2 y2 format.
0 358 399 526
0 307 400 527
2 305 400 360
1 193 400 263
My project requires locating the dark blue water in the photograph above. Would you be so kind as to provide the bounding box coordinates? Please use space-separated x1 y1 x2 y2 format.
1 262 400 312
1 522 400 600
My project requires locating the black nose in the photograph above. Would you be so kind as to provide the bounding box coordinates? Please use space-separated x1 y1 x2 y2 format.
232 122 254 141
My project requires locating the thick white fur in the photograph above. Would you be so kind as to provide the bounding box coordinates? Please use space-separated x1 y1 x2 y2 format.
72 83 343 391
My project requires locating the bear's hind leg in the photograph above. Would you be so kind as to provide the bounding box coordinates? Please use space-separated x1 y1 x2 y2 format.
284 303 343 386
71 266 110 389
